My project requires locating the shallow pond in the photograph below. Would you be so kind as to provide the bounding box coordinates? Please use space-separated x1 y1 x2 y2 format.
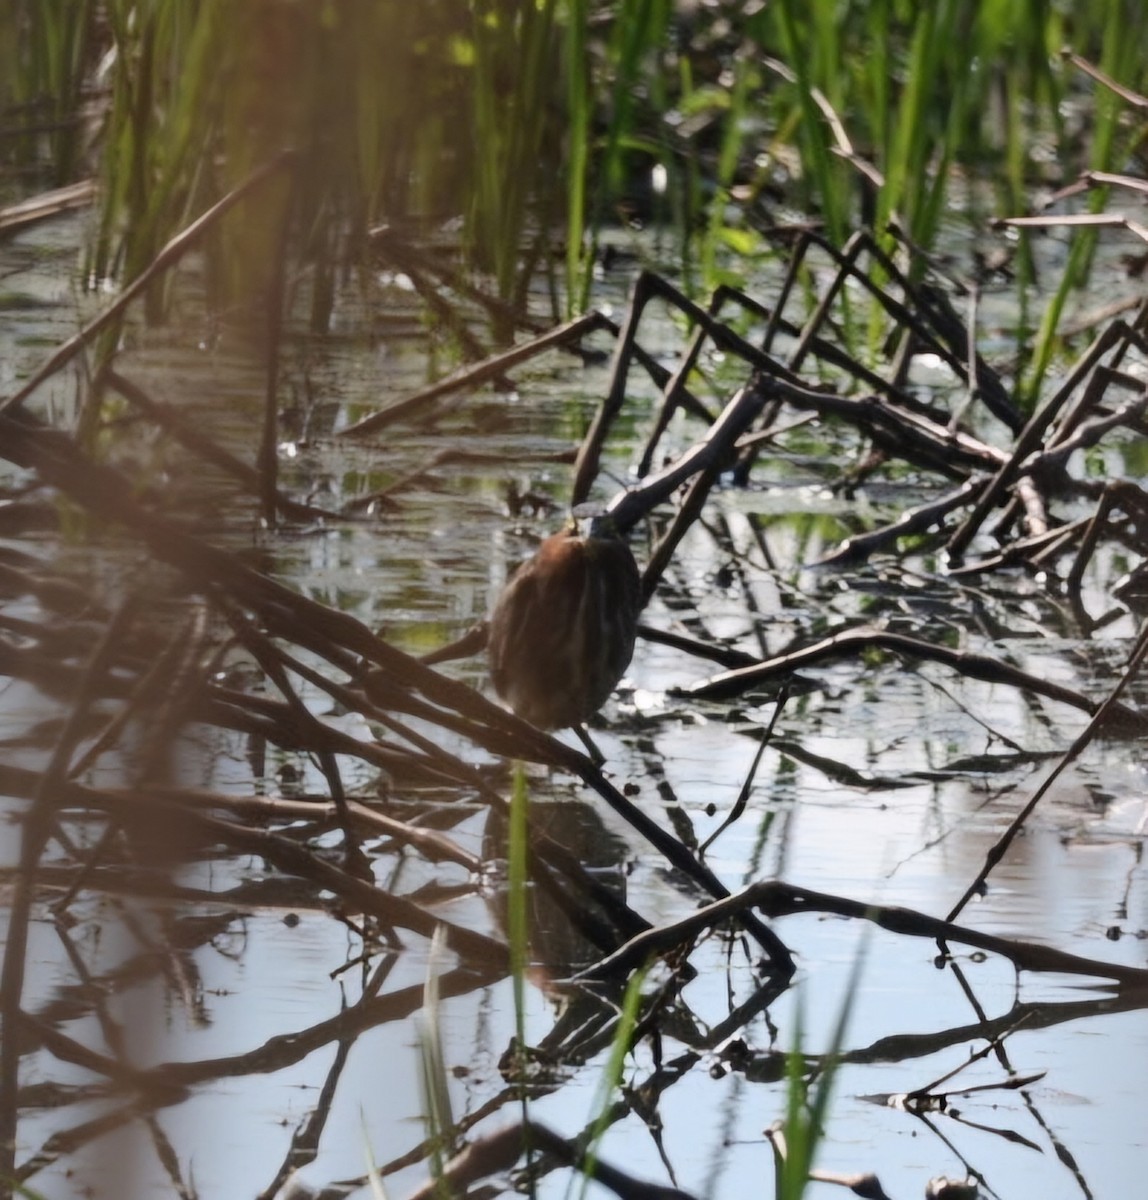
1 208 1147 1200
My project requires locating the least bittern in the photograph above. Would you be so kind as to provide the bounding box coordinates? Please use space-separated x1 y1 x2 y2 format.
488 514 641 754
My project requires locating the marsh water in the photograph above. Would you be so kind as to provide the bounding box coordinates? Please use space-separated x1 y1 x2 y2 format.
2 208 1148 1200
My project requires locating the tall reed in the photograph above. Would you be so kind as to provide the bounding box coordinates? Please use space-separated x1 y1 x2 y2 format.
9 2 1148 352
0 0 97 184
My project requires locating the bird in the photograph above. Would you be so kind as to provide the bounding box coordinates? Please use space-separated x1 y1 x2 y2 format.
488 513 642 755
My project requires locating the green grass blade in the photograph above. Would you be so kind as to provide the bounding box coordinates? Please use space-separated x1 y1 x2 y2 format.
564 0 591 315
574 965 647 1200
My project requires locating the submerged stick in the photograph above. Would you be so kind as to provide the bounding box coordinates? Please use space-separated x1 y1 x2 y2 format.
401 1119 699 1200
579 878 1148 988
338 311 614 437
946 320 1132 560
678 625 1145 732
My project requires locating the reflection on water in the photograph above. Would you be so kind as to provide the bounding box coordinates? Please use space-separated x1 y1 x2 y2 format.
1 212 1147 1200
484 796 632 978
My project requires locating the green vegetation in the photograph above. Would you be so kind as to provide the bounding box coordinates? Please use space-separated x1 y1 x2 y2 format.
3 0 1147 344
417 926 459 1195
508 761 531 1076
773 965 860 1200
0 0 94 185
